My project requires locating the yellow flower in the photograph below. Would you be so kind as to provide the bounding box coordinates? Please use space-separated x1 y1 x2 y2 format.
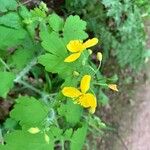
108 84 118 92
62 75 97 113
64 38 98 62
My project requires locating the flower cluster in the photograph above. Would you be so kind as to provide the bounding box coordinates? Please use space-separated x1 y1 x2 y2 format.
62 75 96 113
62 38 118 114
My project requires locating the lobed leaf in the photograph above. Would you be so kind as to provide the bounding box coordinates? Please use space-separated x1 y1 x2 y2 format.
10 96 49 126
0 71 15 98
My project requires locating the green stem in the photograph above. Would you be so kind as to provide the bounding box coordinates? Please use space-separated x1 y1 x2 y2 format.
61 140 65 150
17 80 56 102
93 82 108 86
94 61 101 76
14 58 37 82
0 128 4 145
0 58 10 71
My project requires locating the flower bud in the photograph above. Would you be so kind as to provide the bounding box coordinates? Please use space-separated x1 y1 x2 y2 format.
73 71 80 76
28 127 40 134
39 2 48 12
88 49 92 55
97 52 102 61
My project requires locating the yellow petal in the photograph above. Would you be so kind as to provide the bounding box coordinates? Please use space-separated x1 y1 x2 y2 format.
108 84 118 92
62 87 82 98
67 40 84 52
80 75 91 93
78 93 97 110
64 52 81 62
28 127 40 134
83 38 98 49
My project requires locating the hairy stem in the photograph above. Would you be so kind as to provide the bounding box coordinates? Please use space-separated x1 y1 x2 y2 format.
14 58 37 83
0 128 4 145
0 57 10 71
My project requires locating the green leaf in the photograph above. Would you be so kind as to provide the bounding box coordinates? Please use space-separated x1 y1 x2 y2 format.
70 123 88 150
0 0 17 12
58 100 83 125
0 71 15 98
40 31 67 56
10 47 35 70
47 126 63 140
63 128 73 140
4 118 18 131
2 131 53 150
48 13 64 32
38 52 73 75
39 30 78 77
0 12 21 29
143 50 150 58
10 96 49 126
0 26 26 49
63 15 88 44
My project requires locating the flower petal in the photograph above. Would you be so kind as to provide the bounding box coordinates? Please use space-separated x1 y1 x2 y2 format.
108 84 118 92
64 52 81 62
78 93 97 113
80 75 91 93
67 40 84 52
62 87 82 98
83 38 98 49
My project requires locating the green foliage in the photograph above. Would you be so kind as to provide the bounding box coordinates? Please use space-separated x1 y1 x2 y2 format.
135 0 150 16
64 0 147 70
0 1 116 150
70 122 88 150
0 12 22 29
3 131 53 150
58 100 83 125
63 15 88 43
0 26 26 50
38 15 89 78
0 71 15 98
10 47 35 70
10 96 49 127
0 0 17 12
48 13 64 32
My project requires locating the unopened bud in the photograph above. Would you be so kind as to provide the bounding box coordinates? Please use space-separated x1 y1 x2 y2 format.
28 127 40 134
39 2 48 12
73 71 80 76
97 52 102 61
88 49 92 55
